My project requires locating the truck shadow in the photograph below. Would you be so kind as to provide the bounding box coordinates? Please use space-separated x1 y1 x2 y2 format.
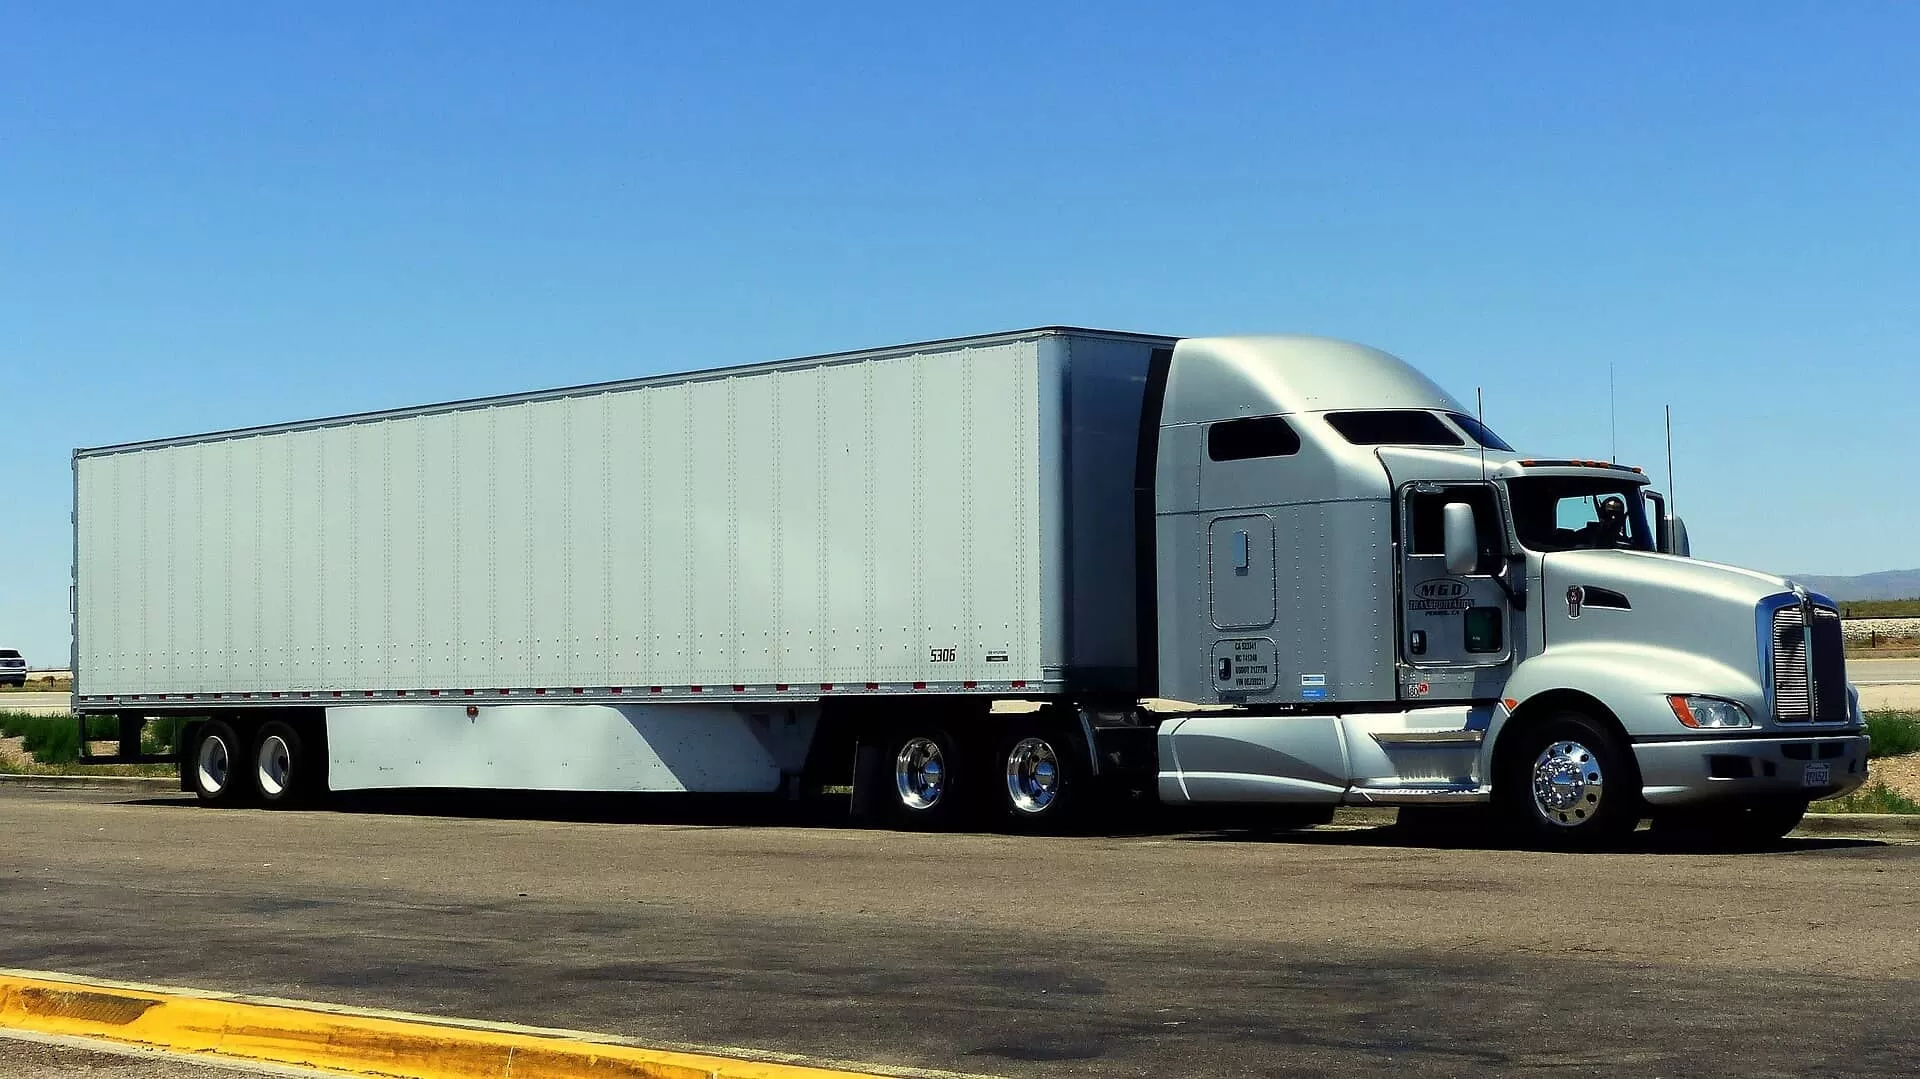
118 791 1891 854
1179 822 1890 855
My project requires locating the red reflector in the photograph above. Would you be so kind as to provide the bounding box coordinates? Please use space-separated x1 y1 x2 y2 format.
611 687 624 694
649 686 662 694
691 685 704 693
776 684 790 691
1012 681 1027 688
271 692 281 698
535 688 547 695
821 683 834 691
572 688 584 694
913 682 927 690
964 681 977 689
464 689 475 696
429 689 441 696
733 685 746 692
331 692 341 698
498 689 510 695
364 691 374 697
396 690 407 697
865 682 879 691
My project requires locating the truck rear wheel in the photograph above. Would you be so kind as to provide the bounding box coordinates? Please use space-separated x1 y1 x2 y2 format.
191 720 247 806
251 720 317 807
996 725 1087 831
1496 712 1639 850
883 727 971 831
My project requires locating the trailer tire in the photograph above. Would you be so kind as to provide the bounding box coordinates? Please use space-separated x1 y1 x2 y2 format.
251 720 317 807
881 726 971 831
1495 712 1639 850
995 724 1087 831
190 721 247 806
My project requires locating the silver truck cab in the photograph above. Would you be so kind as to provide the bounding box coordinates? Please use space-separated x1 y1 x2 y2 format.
1149 335 1867 846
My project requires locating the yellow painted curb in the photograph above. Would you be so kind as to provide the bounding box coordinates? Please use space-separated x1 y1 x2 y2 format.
0 971 893 1079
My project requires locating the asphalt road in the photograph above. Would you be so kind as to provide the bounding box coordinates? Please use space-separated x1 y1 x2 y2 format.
0 692 71 716
0 1032 334 1077
1854 657 1920 683
0 788 1915 1078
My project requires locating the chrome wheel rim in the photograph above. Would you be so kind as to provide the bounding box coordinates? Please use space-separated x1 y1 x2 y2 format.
256 734 292 799
1531 739 1603 826
894 737 946 811
1005 737 1061 815
196 734 231 795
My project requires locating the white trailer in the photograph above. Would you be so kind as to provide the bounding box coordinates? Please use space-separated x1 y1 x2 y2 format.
74 328 1170 827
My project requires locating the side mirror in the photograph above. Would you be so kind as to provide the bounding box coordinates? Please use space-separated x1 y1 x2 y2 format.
1669 515 1691 558
1443 502 1479 575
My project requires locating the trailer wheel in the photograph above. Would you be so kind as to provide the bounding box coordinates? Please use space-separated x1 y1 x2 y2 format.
883 727 969 830
191 721 247 806
251 720 316 807
1495 712 1639 850
996 726 1086 830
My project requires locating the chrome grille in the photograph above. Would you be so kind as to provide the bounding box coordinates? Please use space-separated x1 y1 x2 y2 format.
1771 603 1846 722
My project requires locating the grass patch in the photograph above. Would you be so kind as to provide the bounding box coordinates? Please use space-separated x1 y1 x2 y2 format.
1848 646 1920 660
0 711 182 766
1866 711 1920 758
0 756 177 778
0 711 114 764
1840 598 1920 618
0 679 72 693
1813 783 1920 815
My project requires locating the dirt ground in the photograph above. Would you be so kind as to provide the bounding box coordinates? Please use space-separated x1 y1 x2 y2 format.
0 735 32 770
1872 753 1920 801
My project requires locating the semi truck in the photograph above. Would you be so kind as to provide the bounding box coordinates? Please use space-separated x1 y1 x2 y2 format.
71 328 1868 847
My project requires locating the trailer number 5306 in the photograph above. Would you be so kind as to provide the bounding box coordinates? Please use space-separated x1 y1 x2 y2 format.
929 646 957 663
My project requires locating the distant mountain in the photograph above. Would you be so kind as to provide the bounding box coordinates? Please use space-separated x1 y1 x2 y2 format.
1787 569 1920 601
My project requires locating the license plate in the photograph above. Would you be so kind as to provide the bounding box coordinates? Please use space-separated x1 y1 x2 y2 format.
1803 762 1830 788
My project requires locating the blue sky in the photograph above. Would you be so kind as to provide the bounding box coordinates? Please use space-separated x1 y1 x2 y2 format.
4 2 1916 665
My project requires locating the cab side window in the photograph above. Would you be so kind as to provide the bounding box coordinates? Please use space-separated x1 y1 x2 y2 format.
1407 486 1503 574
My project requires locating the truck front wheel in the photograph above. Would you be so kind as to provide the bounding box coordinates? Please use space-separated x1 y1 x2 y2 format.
1497 713 1640 849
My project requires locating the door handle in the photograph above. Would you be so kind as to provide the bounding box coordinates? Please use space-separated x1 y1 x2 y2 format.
1233 530 1249 575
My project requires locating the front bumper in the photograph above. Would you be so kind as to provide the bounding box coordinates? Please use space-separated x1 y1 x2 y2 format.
1634 732 1869 806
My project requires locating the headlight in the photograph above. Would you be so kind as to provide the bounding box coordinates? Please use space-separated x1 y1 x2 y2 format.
1668 695 1752 729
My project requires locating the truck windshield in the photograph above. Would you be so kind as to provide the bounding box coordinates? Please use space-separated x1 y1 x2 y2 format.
1507 478 1654 553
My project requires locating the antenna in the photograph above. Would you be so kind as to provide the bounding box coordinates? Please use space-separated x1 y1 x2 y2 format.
1665 404 1674 512
1477 387 1487 482
1609 363 1617 463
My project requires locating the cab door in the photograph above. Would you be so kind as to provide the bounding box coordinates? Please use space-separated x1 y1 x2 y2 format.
1396 483 1514 702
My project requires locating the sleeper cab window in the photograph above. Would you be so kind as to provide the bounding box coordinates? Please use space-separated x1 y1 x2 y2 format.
1324 410 1464 447
1207 415 1300 462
